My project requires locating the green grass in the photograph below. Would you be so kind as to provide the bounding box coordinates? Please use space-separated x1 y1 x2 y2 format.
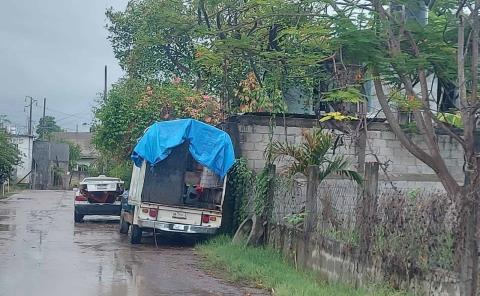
197 236 409 296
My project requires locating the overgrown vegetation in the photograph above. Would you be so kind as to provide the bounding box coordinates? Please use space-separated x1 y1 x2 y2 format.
226 159 275 229
373 191 455 276
270 128 362 184
226 158 254 231
198 236 409 296
0 129 21 184
253 166 274 217
106 0 334 113
59 140 81 171
93 79 221 160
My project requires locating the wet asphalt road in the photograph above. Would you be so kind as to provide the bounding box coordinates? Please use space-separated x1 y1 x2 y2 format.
0 190 265 296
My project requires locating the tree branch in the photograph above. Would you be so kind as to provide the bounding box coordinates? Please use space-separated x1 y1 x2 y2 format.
164 46 190 74
428 111 467 150
199 0 211 29
373 69 461 194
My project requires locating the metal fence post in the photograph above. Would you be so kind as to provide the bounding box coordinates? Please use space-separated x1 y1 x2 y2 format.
304 165 319 234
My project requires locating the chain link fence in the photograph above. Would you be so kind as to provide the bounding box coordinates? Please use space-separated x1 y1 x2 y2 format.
268 173 456 272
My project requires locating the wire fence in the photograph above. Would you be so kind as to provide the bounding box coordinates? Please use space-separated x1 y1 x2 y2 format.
269 174 456 272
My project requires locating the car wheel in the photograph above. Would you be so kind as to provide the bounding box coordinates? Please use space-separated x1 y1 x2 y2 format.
130 224 142 244
74 212 84 223
119 214 130 234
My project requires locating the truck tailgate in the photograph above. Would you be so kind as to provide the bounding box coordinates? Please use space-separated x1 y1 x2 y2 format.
138 204 221 228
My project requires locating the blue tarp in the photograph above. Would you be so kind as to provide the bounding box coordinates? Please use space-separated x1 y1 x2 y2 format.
131 119 235 178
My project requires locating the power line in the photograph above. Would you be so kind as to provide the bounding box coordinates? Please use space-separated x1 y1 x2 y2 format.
44 107 91 121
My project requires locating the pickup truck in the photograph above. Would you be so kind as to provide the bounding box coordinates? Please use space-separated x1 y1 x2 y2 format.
119 119 235 244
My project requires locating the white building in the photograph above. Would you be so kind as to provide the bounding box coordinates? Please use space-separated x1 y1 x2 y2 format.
10 134 34 184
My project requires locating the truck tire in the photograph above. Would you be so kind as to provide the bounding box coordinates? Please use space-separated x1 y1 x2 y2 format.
119 214 129 234
130 224 142 244
232 215 264 246
74 212 84 223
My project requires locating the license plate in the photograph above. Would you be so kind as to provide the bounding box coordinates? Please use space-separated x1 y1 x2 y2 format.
172 224 186 231
172 212 186 219
96 184 107 190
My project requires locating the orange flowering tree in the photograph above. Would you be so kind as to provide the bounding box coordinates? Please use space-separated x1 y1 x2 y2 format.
93 78 221 160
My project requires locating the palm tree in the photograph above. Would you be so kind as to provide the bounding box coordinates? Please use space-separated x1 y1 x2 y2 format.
269 128 362 184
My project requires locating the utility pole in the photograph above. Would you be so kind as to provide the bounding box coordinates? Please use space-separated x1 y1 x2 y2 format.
42 98 46 118
104 65 108 101
25 96 37 136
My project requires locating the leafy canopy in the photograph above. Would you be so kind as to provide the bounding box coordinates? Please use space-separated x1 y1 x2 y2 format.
106 0 335 112
93 78 221 160
36 116 62 140
0 129 21 183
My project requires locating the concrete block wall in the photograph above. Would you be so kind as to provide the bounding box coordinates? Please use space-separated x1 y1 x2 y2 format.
268 224 461 296
365 130 464 180
231 115 465 191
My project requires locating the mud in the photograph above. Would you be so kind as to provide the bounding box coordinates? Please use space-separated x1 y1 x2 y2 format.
0 190 266 296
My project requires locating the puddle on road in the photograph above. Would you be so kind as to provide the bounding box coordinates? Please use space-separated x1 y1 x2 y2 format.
0 224 15 231
0 209 15 216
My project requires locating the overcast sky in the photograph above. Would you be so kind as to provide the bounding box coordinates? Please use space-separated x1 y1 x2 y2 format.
0 0 128 133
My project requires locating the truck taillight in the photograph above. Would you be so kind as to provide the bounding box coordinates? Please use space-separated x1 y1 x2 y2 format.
202 214 210 224
142 208 149 214
75 195 87 202
149 208 158 218
209 216 217 221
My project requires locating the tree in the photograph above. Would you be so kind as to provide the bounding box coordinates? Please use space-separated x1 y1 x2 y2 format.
36 116 62 140
106 0 334 112
0 129 21 184
325 0 479 294
93 78 221 160
62 141 81 171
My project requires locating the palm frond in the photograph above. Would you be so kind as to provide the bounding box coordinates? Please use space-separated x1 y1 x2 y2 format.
269 140 307 175
269 128 362 184
336 169 363 185
318 156 363 184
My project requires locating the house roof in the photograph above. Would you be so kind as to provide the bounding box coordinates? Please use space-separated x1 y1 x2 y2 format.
52 132 97 158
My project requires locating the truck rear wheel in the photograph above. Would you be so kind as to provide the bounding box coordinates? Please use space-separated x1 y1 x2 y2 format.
119 214 129 234
130 224 142 244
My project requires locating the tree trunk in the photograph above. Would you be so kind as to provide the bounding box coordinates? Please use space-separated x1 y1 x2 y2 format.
455 186 479 296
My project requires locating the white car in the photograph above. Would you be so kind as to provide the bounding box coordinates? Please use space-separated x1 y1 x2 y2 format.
74 175 124 222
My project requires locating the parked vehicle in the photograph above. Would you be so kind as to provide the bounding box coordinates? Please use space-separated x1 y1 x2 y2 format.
120 119 235 244
74 175 124 222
